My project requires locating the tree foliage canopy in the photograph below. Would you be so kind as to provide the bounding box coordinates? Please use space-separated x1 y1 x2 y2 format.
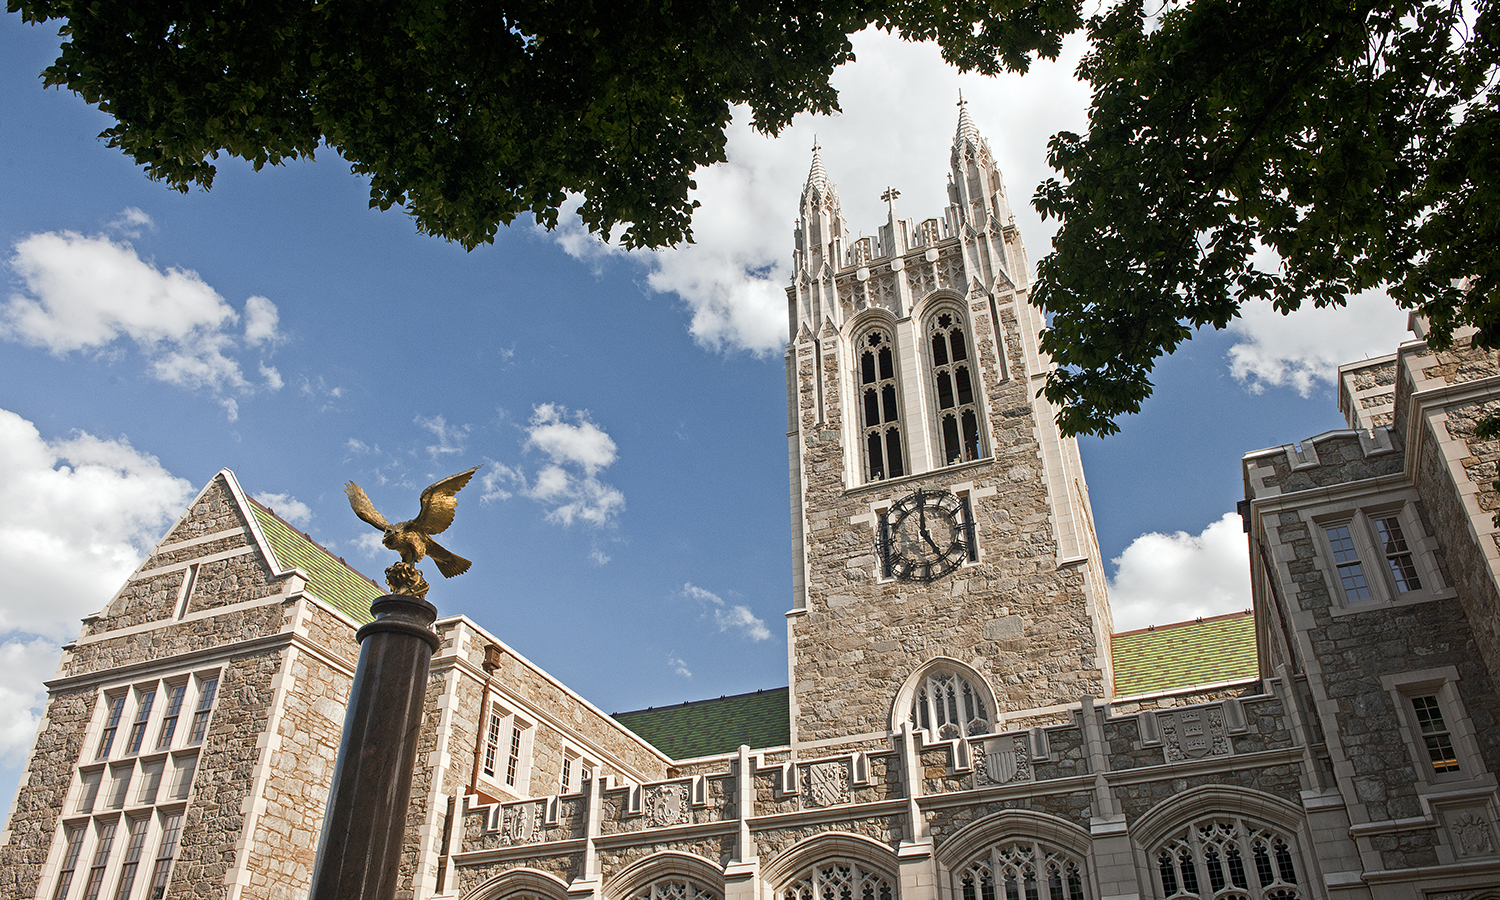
8 0 1079 249
11 0 1497 435
1034 0 1499 435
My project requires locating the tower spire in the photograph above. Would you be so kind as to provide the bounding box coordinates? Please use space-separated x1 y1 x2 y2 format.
805 138 834 200
953 93 982 152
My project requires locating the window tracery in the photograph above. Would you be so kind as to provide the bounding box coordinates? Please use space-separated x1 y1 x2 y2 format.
927 310 983 465
630 878 720 900
909 670 991 740
857 329 905 482
782 860 894 900
957 841 1085 900
1154 819 1300 900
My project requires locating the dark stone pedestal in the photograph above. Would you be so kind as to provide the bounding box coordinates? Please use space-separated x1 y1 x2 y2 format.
309 594 440 900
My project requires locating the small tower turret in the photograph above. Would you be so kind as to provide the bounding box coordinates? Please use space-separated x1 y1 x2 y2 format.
791 141 849 336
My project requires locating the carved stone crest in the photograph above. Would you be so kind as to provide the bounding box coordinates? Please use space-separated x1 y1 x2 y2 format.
645 783 691 827
804 761 850 808
501 802 542 845
976 735 1032 785
1448 810 1497 858
1160 707 1231 762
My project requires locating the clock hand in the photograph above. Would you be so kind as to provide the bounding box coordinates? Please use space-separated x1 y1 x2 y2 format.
924 529 945 555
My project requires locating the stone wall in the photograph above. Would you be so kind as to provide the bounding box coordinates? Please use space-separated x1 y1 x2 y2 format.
167 648 282 900
791 285 1107 744
0 686 95 899
240 646 353 900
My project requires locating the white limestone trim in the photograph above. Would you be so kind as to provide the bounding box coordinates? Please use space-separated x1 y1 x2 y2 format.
889 656 1000 739
794 729 887 752
414 665 467 898
1128 783 1309 851
759 830 902 887
1361 858 1500 884
71 592 292 647
464 866 570 900
46 625 354 692
225 642 297 900
933 808 1092 869
1107 677 1262 707
150 525 256 555
453 838 588 865
130 544 259 580
603 848 728 899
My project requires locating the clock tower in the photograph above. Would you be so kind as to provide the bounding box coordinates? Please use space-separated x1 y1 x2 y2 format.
785 105 1114 748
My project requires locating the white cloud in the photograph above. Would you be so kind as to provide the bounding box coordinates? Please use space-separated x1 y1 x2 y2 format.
589 547 611 566
668 655 692 678
0 408 194 762
539 28 1091 356
253 492 313 527
259 363 284 391
106 207 154 237
0 636 62 765
0 408 195 641
415 414 471 459
1 230 284 411
483 405 626 526
243 295 282 346
350 532 386 558
1107 513 1252 632
525 404 617 474
1228 290 1411 396
682 582 771 642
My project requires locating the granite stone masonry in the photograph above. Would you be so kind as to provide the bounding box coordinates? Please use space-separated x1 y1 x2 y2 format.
9 114 1500 900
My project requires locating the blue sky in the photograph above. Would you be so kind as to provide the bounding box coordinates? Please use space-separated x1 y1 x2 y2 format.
0 15 1410 820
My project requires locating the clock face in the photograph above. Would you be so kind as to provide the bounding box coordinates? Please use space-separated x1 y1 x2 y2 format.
882 488 972 582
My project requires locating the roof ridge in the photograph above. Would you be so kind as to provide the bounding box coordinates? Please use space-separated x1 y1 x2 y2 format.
613 685 788 717
1112 609 1253 638
245 495 383 592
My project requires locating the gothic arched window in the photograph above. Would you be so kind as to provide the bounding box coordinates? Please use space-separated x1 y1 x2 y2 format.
782 860 894 900
631 878 721 900
857 329 905 482
910 670 991 740
1154 819 1301 900
957 841 1086 900
928 310 983 465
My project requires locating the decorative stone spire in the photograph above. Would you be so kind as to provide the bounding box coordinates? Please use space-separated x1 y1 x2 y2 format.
952 93 983 157
804 138 836 203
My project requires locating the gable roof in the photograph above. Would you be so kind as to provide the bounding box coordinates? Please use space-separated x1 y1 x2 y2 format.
246 497 382 624
1111 611 1258 696
613 688 790 759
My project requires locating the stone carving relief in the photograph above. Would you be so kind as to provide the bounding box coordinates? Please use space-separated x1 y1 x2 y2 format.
645 782 691 828
975 734 1033 785
938 254 966 292
501 801 544 845
1159 707 1231 762
1447 809 1498 858
874 274 899 313
804 760 851 808
907 264 936 302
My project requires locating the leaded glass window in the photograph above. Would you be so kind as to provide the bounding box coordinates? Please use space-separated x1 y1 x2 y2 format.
1155 818 1300 900
958 841 1084 900
928 311 983 465
631 878 721 900
782 860 893 900
909 670 991 740
858 330 905 482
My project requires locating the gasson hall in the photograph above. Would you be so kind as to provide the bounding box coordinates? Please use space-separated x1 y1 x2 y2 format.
5 108 1500 900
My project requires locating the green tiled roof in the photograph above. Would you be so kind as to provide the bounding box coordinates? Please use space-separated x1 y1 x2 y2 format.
249 501 382 624
1112 612 1258 696
614 688 790 759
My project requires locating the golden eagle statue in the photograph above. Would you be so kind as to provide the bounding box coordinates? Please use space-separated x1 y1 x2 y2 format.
344 465 479 598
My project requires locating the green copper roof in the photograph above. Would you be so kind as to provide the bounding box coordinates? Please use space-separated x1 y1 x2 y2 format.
249 500 381 625
1112 612 1258 696
613 688 790 759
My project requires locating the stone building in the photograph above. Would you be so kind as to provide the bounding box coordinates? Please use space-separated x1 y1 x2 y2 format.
4 105 1500 900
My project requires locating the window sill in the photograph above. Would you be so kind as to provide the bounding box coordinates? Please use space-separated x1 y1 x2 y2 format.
1329 585 1458 617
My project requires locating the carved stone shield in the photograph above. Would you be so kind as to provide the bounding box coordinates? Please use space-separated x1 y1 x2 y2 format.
806 761 848 808
1176 710 1212 758
986 746 1018 783
646 783 689 827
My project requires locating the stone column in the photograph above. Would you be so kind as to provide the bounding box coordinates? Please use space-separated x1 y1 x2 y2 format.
309 594 440 900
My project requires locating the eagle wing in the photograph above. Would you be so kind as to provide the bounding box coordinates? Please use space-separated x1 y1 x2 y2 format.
410 465 481 535
344 482 393 531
